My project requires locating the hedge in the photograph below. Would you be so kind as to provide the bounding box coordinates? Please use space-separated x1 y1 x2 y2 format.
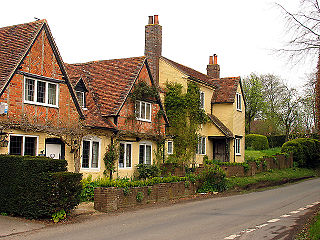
0 155 82 219
281 138 320 168
246 134 269 150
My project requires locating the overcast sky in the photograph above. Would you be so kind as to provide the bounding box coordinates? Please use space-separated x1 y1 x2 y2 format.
0 0 315 88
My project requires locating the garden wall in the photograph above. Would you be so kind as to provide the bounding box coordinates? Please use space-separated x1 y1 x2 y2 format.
221 154 293 177
94 182 196 212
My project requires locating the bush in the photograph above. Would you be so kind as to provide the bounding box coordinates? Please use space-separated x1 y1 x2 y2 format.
197 164 227 193
0 155 82 219
136 164 160 179
281 138 320 168
267 135 286 148
246 134 269 150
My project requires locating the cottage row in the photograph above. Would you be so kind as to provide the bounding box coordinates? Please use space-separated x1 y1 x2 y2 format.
0 16 245 178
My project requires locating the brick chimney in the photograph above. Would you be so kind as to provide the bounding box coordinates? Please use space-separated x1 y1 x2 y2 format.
207 54 220 78
145 15 162 83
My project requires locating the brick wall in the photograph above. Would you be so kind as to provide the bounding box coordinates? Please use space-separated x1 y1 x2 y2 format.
94 181 196 212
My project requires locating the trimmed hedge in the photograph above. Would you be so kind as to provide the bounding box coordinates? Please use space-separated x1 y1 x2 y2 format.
246 134 269 150
0 155 82 219
281 138 320 168
197 164 227 193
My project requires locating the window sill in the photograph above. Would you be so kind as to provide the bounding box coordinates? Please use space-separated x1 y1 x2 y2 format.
136 118 152 123
80 168 100 172
119 167 132 169
236 109 242 112
235 153 241 156
24 101 59 109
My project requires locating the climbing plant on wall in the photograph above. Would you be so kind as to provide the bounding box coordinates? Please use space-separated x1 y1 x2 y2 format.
164 81 208 166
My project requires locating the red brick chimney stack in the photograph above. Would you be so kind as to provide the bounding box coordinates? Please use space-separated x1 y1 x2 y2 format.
207 54 220 78
145 15 162 84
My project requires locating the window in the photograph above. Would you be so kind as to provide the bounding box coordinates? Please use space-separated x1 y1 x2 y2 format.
119 143 132 168
197 136 206 155
236 93 242 111
76 91 86 108
81 137 100 170
200 91 205 109
24 77 58 107
9 135 38 156
139 143 152 165
235 138 241 155
167 141 173 155
135 100 151 122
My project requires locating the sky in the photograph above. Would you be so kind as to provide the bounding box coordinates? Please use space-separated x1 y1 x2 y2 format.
0 0 316 88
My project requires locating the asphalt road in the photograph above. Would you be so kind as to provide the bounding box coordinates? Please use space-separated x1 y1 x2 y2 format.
4 178 320 240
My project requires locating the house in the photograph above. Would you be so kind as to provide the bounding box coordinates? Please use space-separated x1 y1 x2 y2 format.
144 15 245 163
65 57 168 178
0 20 84 172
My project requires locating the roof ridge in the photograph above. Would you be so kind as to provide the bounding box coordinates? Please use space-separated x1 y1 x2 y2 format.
0 19 46 31
68 56 146 66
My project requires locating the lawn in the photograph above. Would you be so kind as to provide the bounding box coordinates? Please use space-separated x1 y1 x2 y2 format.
245 147 281 161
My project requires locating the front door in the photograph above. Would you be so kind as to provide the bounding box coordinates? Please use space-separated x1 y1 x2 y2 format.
46 143 62 159
213 139 226 162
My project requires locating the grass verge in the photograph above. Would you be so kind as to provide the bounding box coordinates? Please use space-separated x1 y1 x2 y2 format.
226 168 317 190
296 211 320 240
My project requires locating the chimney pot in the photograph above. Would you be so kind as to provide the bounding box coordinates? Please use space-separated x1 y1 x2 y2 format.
154 15 159 24
209 56 213 65
148 16 154 24
214 54 218 64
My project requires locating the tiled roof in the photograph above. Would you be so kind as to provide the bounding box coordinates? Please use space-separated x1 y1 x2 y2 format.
66 57 146 117
161 56 216 88
207 114 233 138
211 77 241 103
0 20 44 92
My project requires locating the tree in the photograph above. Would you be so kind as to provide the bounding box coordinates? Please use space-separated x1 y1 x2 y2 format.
243 73 265 134
277 0 320 136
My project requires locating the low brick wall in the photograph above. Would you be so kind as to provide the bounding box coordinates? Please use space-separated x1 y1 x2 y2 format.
94 181 196 212
221 154 293 177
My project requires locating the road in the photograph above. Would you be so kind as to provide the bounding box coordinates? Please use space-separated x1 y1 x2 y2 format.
4 178 320 240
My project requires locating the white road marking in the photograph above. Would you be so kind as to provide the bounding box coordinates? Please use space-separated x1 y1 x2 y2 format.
256 223 268 228
224 234 240 239
306 204 314 208
313 201 320 205
245 229 256 233
280 214 291 218
267 218 280 223
290 210 300 214
298 207 307 211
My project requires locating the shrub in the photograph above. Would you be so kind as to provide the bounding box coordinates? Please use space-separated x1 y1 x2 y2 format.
0 155 82 219
136 164 160 179
246 134 269 150
197 164 227 193
281 138 320 168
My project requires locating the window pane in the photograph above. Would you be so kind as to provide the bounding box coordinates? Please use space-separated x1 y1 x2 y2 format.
139 145 144 164
146 103 151 120
135 101 140 118
200 92 204 109
126 144 131 167
76 91 84 108
141 102 146 119
146 145 151 165
37 81 46 103
168 141 173 154
25 79 35 101
119 143 124 168
48 83 57 105
91 141 99 168
201 137 206 154
82 140 90 168
24 137 36 156
9 136 23 155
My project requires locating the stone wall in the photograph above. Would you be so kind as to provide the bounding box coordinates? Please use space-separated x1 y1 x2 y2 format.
94 181 196 212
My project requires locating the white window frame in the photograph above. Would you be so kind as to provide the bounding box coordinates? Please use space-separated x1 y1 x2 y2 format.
236 93 242 111
135 100 152 122
200 91 205 109
167 141 173 155
196 136 206 155
235 138 241 156
76 91 86 109
139 142 152 165
8 134 39 156
24 77 59 108
81 136 101 171
119 142 132 168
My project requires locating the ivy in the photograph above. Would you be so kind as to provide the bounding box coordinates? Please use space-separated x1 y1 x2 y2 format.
164 82 208 166
129 80 158 102
103 142 118 180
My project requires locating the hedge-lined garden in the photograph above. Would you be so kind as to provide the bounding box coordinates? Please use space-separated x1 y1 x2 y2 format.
0 155 82 219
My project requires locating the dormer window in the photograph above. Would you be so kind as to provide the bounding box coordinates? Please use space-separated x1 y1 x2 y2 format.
135 100 151 122
76 91 86 108
24 77 58 107
236 93 242 111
